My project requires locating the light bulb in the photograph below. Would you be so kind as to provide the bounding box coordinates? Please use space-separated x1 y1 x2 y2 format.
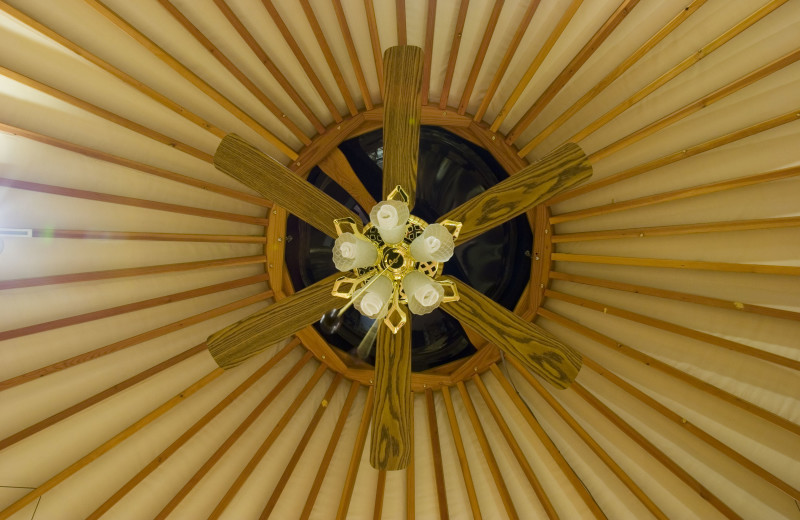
402 270 444 315
409 223 454 263
369 200 409 244
333 232 378 271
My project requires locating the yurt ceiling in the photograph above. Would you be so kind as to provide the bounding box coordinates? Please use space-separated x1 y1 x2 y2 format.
0 0 798 518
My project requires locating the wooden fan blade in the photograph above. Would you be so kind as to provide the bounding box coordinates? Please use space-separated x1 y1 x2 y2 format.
438 142 592 245
382 45 423 208
207 275 340 369
440 277 581 388
214 134 360 238
370 311 412 470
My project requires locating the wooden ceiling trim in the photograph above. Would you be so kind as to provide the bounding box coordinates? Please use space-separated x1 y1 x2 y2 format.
27 229 268 244
550 253 800 277
520 0 707 155
364 105 472 127
363 0 384 97
551 216 800 245
207 364 328 520
298 0 358 117
472 0 541 122
547 289 800 380
0 367 225 520
552 164 800 225
438 0 470 110
290 113 366 177
0 274 269 343
0 254 265 292
547 109 800 205
549 271 800 323
582 358 800 501
335 385 375 520
0 177 268 226
567 0 789 148
425 389 450 520
571 382 744 519
406 394 415 520
506 357 670 520
86 340 300 520
457 0 505 115
456 381 519 520
506 0 643 144
589 47 800 163
538 308 800 446
0 343 206 451
472 374 559 520
85 0 297 159
373 470 387 519
0 290 270 392
489 0 583 133
266 207 287 295
260 0 343 123
529 204 552 317
331 0 374 111
441 386 482 520
0 1 226 138
489 364 607 519
0 122 270 207
207 0 323 137
154 351 313 518
260 373 344 518
0 65 213 162
163 0 317 141
299 380 361 520
396 0 407 46
420 0 436 103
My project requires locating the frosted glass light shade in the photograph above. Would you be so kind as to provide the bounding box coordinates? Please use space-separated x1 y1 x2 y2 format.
332 232 378 271
409 223 455 263
369 200 409 244
354 274 393 318
402 270 444 315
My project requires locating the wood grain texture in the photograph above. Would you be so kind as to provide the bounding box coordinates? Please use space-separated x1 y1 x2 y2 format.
318 148 378 211
441 278 581 389
439 142 591 245
214 134 359 237
207 275 340 369
441 386 482 520
371 313 413 470
382 46 423 207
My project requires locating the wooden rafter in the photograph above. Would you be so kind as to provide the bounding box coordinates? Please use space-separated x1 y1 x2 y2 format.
438 0 470 109
0 368 225 520
505 0 643 143
520 0 707 154
547 109 800 205
0 65 213 162
0 291 270 391
84 0 297 159
299 0 358 116
261 0 343 122
86 340 300 519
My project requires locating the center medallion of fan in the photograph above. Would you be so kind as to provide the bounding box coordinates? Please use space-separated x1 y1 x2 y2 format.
329 185 462 334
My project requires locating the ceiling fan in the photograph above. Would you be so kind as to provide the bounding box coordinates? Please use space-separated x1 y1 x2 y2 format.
205 46 592 471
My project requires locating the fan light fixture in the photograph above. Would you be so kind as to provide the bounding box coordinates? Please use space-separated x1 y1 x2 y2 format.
327 185 461 334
